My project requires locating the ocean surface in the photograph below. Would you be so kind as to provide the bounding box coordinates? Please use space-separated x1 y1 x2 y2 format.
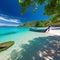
0 27 48 42
0 27 29 42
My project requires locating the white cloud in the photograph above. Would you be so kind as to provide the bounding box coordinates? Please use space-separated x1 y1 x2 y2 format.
0 23 19 26
0 14 23 26
0 16 20 23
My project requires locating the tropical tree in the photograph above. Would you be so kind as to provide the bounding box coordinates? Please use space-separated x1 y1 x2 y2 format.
18 0 60 16
18 0 46 14
18 0 60 27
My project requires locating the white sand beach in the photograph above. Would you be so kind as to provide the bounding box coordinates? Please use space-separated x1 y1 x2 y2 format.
49 29 60 36
47 27 60 36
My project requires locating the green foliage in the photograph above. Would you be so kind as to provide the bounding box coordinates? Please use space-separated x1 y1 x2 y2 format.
38 0 45 4
18 0 60 27
44 0 56 15
19 0 46 14
19 0 60 16
19 14 60 27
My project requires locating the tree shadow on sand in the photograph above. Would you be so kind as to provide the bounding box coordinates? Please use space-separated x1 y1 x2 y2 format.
9 36 60 60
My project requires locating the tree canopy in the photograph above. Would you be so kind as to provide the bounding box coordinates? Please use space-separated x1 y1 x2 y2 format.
18 0 60 15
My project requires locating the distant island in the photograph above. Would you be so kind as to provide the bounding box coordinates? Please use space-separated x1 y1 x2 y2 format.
19 15 60 27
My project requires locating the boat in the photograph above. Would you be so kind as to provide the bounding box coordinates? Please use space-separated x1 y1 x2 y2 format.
0 41 14 52
30 26 51 32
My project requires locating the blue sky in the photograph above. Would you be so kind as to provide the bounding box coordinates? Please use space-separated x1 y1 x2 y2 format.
0 0 50 26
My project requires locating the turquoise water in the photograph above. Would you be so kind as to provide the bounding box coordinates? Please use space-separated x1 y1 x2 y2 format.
0 27 29 43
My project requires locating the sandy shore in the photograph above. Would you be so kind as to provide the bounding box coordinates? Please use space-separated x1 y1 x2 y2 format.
9 32 60 60
48 29 60 36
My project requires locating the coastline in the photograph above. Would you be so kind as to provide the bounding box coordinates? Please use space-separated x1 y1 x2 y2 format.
0 27 60 60
0 32 48 60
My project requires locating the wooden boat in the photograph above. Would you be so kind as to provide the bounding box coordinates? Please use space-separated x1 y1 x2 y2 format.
30 26 50 32
0 41 14 52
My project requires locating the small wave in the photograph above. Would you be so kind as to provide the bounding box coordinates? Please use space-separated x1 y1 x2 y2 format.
0 32 17 36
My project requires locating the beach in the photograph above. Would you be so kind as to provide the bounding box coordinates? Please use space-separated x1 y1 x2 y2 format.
0 27 60 60
0 0 59 59
49 30 60 36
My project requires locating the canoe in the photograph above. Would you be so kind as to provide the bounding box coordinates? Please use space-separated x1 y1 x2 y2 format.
0 41 14 52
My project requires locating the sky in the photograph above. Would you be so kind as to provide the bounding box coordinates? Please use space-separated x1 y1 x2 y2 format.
0 0 50 26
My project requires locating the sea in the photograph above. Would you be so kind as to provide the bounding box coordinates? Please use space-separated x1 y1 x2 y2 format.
0 27 29 43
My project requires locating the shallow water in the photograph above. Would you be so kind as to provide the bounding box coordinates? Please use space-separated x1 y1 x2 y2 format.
0 27 29 42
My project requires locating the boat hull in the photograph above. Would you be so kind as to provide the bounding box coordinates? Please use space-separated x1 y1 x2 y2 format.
30 28 47 32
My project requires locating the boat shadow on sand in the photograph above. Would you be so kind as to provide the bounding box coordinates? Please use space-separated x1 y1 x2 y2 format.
9 36 60 60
